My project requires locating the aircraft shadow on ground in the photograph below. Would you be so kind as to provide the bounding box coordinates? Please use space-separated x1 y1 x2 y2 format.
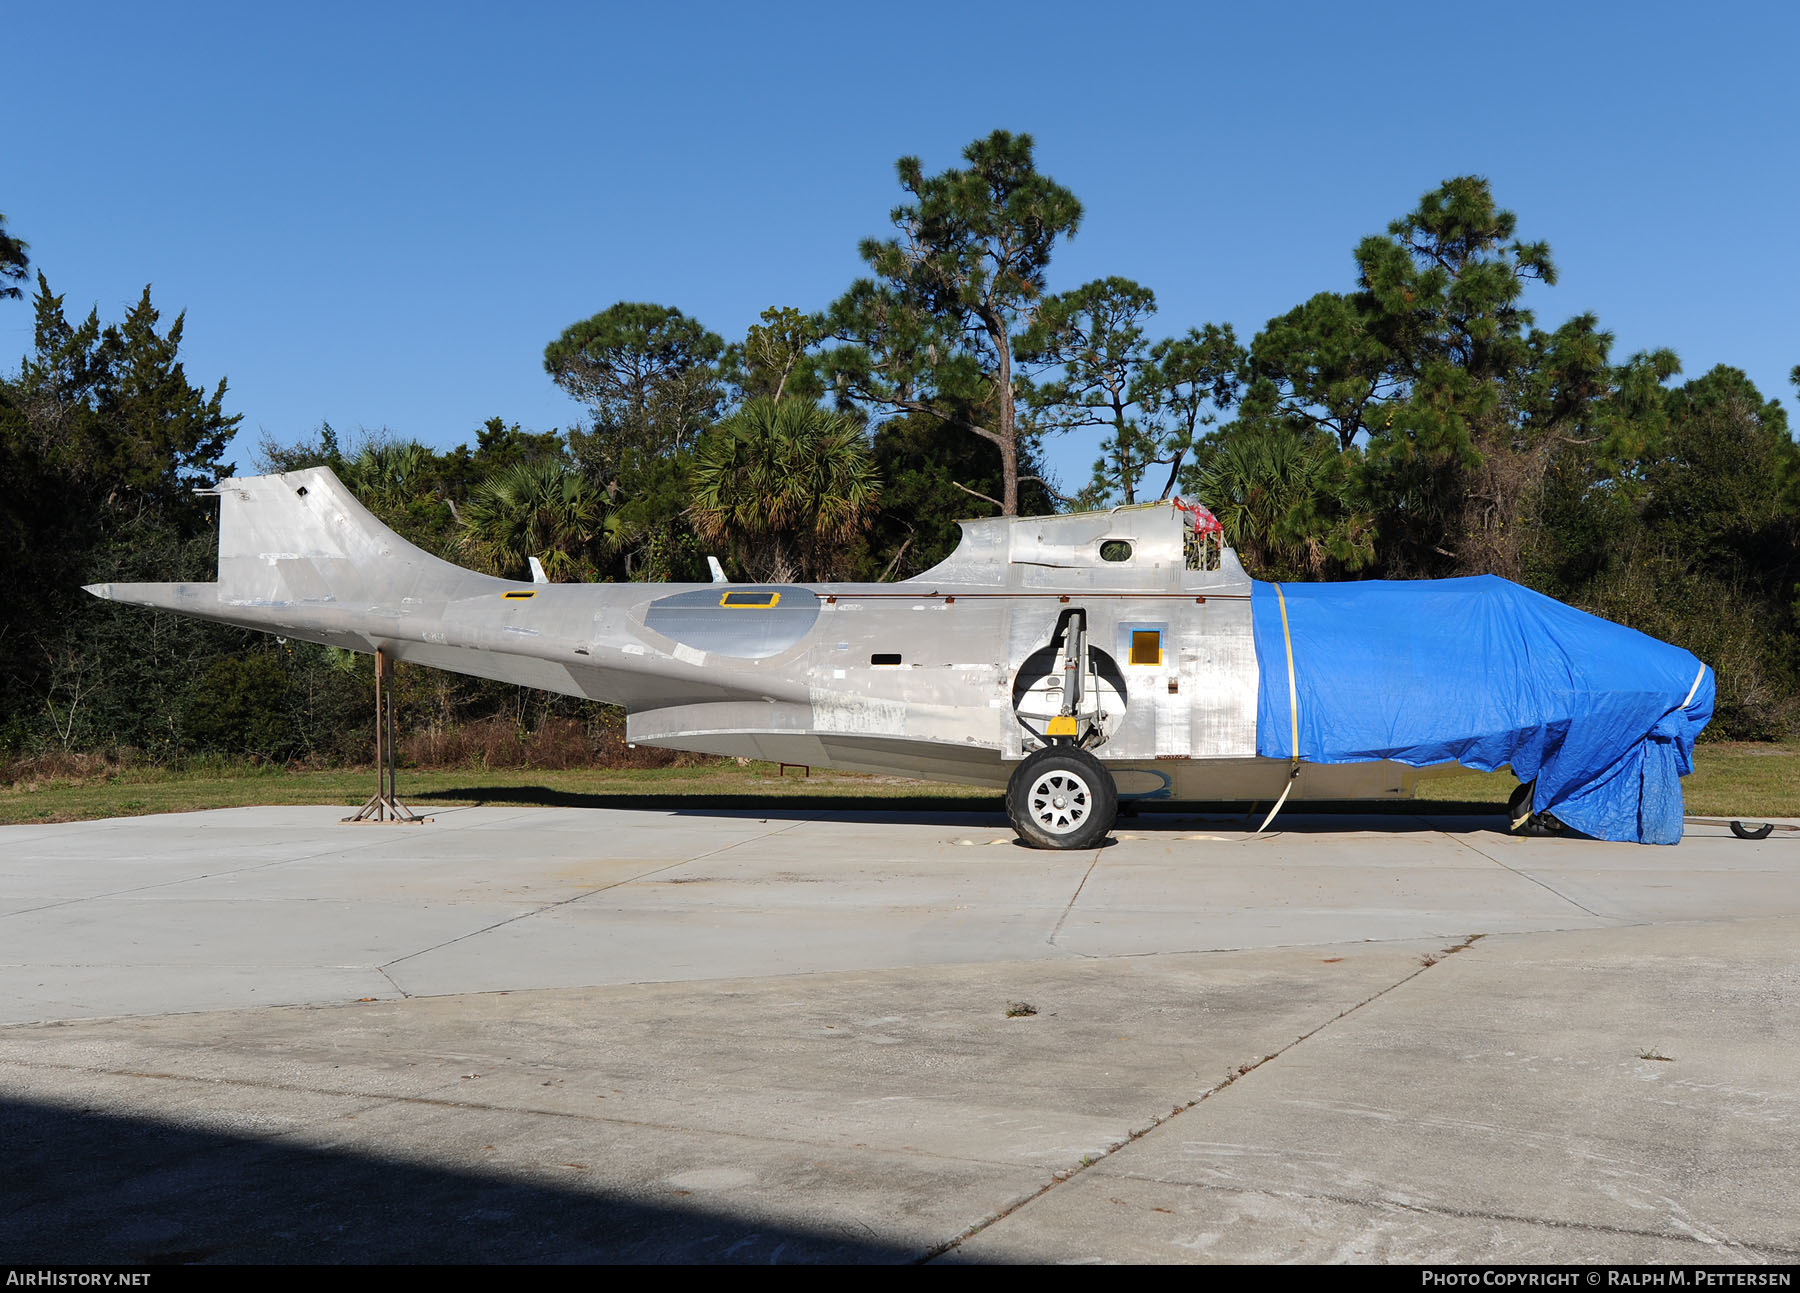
415 786 1009 827
414 785 1512 835
0 1094 922 1265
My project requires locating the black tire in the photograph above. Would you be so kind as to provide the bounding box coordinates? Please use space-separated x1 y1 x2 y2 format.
1508 780 1533 828
1508 779 1567 837
1730 820 1775 840
1007 747 1118 850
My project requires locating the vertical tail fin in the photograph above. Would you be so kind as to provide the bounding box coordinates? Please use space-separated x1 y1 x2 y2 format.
89 467 491 615
210 467 415 606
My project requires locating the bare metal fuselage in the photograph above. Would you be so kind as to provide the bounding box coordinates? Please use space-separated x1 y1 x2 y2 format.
87 468 1429 803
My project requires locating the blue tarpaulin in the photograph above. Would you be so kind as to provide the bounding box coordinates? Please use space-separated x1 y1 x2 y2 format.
1251 576 1714 844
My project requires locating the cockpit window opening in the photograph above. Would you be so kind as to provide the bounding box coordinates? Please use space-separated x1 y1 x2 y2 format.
1100 540 1133 562
1129 630 1163 667
1184 528 1222 572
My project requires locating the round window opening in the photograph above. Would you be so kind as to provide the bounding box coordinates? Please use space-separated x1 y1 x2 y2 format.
1099 540 1133 562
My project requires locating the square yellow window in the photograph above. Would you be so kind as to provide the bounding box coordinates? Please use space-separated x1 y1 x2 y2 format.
1130 630 1162 667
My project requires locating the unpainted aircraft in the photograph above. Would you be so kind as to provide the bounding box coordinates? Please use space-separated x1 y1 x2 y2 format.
85 467 1477 847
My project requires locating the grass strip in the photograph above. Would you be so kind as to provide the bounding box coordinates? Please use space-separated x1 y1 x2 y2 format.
2 743 1795 827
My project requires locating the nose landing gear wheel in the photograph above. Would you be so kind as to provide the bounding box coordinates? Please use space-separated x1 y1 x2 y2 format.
1007 747 1118 850
1508 779 1567 837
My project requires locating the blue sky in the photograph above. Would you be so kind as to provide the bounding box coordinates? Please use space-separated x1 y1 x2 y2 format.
5 1 1796 491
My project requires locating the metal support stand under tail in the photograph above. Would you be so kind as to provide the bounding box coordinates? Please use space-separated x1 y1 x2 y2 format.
343 648 430 825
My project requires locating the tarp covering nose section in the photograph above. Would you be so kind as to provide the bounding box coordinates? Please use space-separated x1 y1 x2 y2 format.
1251 575 1713 844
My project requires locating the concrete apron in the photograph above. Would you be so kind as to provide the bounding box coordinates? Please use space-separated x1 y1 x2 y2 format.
0 805 1795 1263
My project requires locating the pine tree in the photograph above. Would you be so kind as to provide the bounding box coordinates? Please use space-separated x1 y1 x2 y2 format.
825 131 1081 516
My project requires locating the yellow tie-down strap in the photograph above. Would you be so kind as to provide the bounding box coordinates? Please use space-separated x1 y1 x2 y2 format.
1255 583 1302 835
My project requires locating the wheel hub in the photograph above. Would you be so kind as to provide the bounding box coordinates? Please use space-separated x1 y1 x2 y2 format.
1029 771 1091 833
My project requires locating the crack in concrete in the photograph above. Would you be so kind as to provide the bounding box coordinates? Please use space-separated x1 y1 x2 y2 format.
1046 850 1103 948
0 829 422 922
1086 1172 1793 1261
0 1056 1026 1168
378 816 816 974
1437 827 1611 919
919 933 1484 1263
0 806 572 923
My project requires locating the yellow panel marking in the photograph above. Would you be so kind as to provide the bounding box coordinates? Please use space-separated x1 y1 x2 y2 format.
502 590 537 601
720 591 781 608
1129 630 1162 666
